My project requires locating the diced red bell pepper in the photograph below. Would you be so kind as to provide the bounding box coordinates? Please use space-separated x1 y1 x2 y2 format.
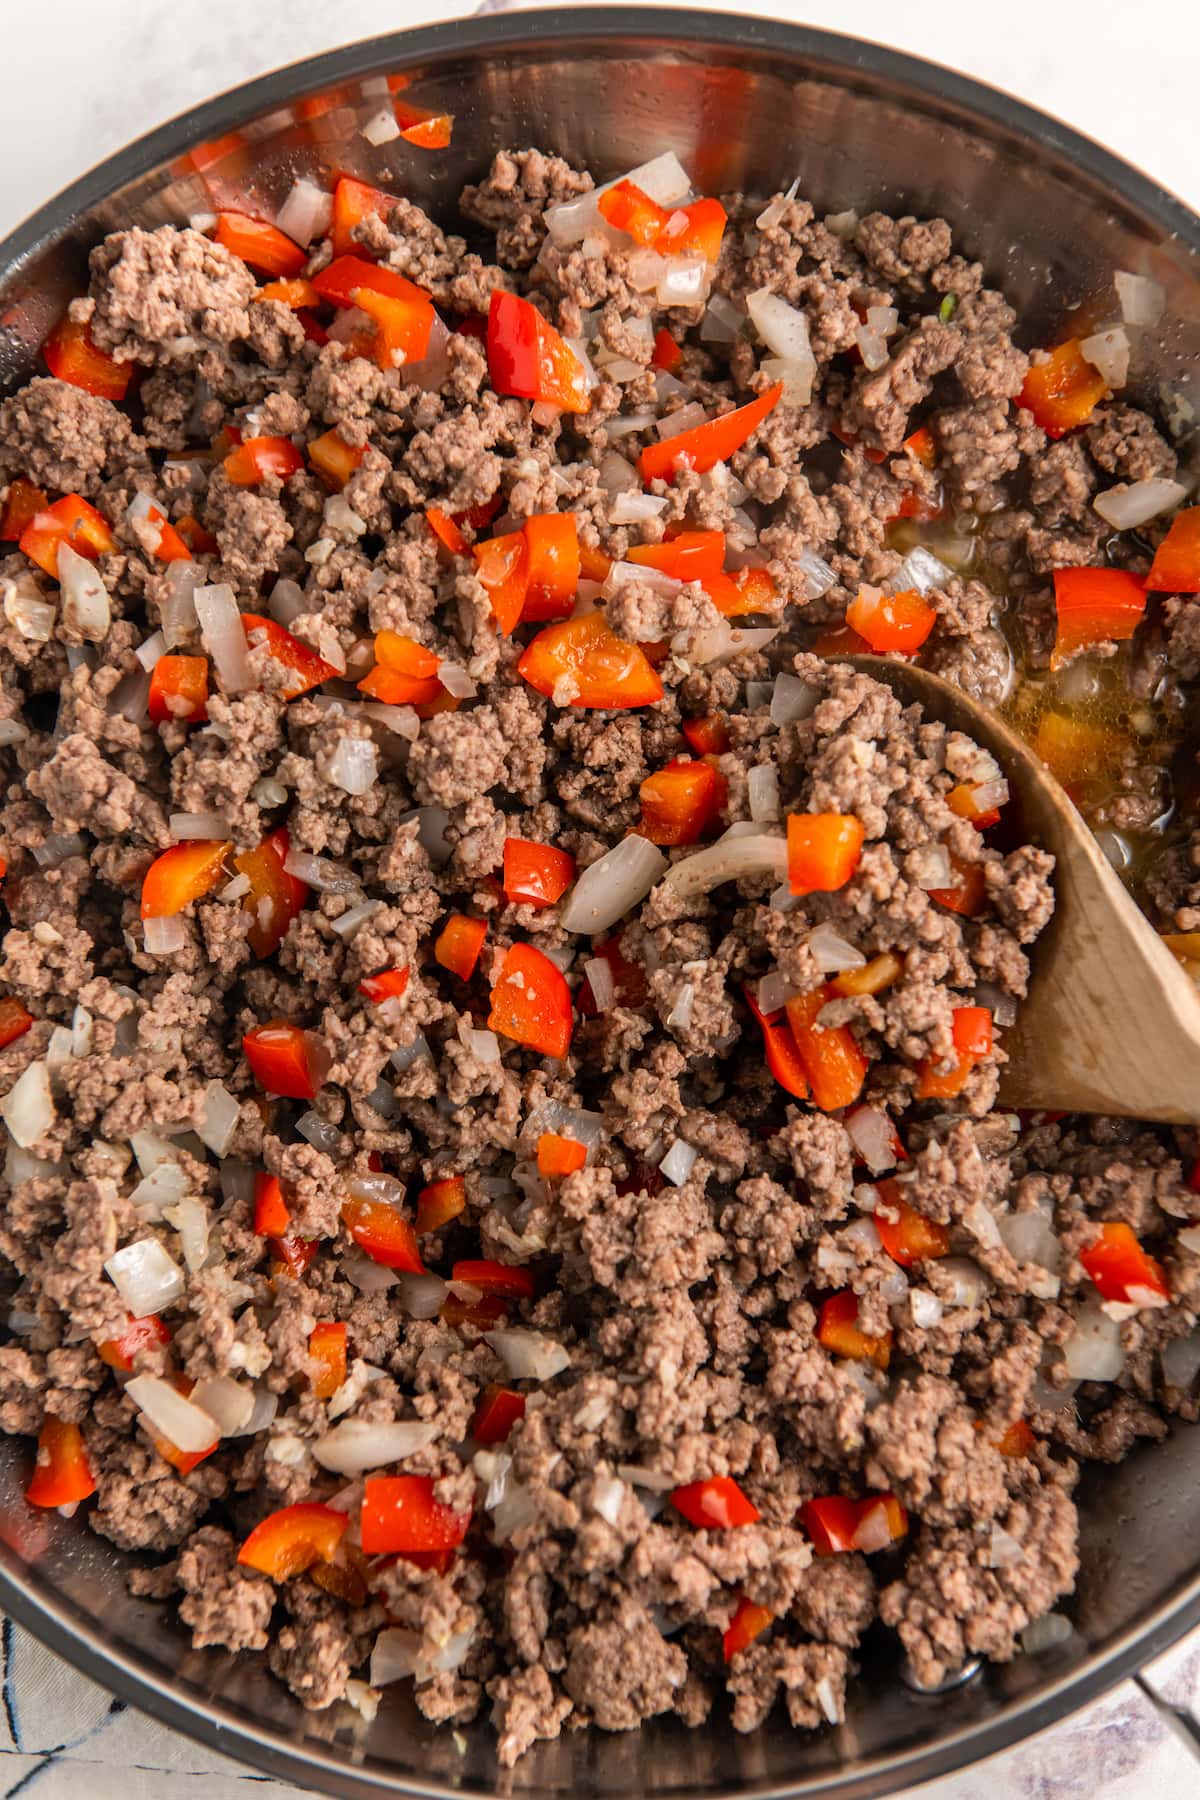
312 254 428 309
331 177 396 257
233 826 308 959
132 500 192 564
1079 1220 1169 1305
671 1476 760 1529
0 998 34 1051
140 838 229 919
947 782 1002 831
452 1258 536 1300
487 289 591 415
929 851 987 918
723 1596 773 1661
537 1132 587 1178
1019 338 1107 438
473 530 530 635
902 426 937 469
682 713 730 756
785 988 868 1113
817 1289 892 1370
811 622 871 658
597 180 671 246
242 614 336 700
517 612 664 710
42 314 131 401
0 477 49 542
639 383 782 484
254 1172 292 1237
96 1312 171 1373
802 1493 907 1556
579 541 614 583
1051 567 1147 668
502 838 576 909
440 1290 509 1329
628 529 725 583
175 513 219 555
415 1175 467 1235
341 1195 424 1271
787 812 865 896
522 513 581 622
148 654 208 725
651 326 683 372
215 212 306 278
373 631 440 679
656 196 728 263
874 1180 951 1265
434 914 488 981
361 1474 471 1555
237 1502 348 1579
718 567 779 618
890 486 946 524
297 309 329 345
256 277 321 309
359 966 410 1004
20 493 114 579
471 1384 526 1445
846 585 937 654
489 942 573 1060
352 285 436 371
993 1419 1037 1458
243 1022 330 1100
270 1234 318 1279
1145 507 1200 593
223 435 304 487
308 428 366 491
744 985 810 1101
25 1417 96 1509
426 507 468 555
358 663 443 706
309 1321 347 1400
637 759 728 845
399 114 455 150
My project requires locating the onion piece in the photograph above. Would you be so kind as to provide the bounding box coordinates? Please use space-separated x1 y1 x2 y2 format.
361 105 401 146
890 546 951 596
276 177 333 246
371 1628 421 1686
665 982 695 1032
296 1110 341 1154
190 1375 254 1436
329 736 377 796
592 1476 627 1526
1063 1302 1124 1382
313 1418 439 1474
1093 478 1188 530
143 915 186 956
135 629 167 672
282 848 357 893
160 562 200 648
1080 326 1130 390
1161 1331 1200 1389
1115 269 1165 327
331 900 381 939
544 151 690 249
747 290 816 402
913 844 953 891
610 492 668 525
342 1248 399 1295
170 811 231 840
655 402 709 442
700 294 743 343
194 583 252 693
193 1078 238 1159
659 1139 697 1186
748 764 780 822
756 970 797 1016
1021 1612 1074 1655
910 1288 944 1328
855 325 889 371
395 1271 448 1319
560 835 668 935
997 1205 1062 1273
3 573 56 643
1 1061 54 1147
844 1106 899 1175
56 542 111 643
770 672 820 725
797 549 837 599
659 833 787 900
583 955 616 1011
806 919 865 973
484 1328 570 1382
105 1238 185 1315
128 1375 218 1452
684 621 779 666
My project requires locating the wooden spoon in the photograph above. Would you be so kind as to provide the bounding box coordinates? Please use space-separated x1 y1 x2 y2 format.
845 654 1200 1124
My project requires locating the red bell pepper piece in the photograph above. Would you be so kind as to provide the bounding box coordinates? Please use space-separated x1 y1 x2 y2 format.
434 914 488 981
488 942 573 1060
311 255 428 309
223 435 304 486
522 513 581 622
256 277 321 309
270 1234 318 1279
415 1176 467 1235
1051 566 1147 668
175 513 218 555
502 838 577 909
242 614 336 700
359 966 410 1004
254 1173 292 1238
537 1132 587 1178
233 826 308 959
237 1502 348 1579
0 477 49 542
682 713 731 755
0 998 34 1052
132 501 192 563
42 314 131 401
243 1022 330 1100
787 813 865 896
148 654 208 725
140 839 229 919
639 383 782 483
628 529 726 583
399 114 455 150
1019 338 1107 438
656 196 727 263
471 1384 526 1445
517 612 664 710
307 428 366 491
672 1476 760 1529
947 782 1002 831
473 530 530 635
452 1259 536 1300
441 1290 509 1329
341 1195 423 1271
723 1596 773 1661
846 585 937 654
637 759 728 845
651 326 683 372
309 1321 347 1400
902 426 937 469
487 289 591 415
802 1493 907 1555
351 285 436 371
361 1474 471 1555
719 567 779 617
1079 1220 1169 1305
744 984 810 1101
25 1417 96 1509
817 1289 892 1370
20 493 114 579
374 631 440 678
1144 506 1200 593
426 507 468 556
785 988 869 1113
96 1312 171 1373
992 1419 1037 1458
214 212 306 278
598 180 671 245
330 177 395 257
874 1180 951 1266
928 851 987 918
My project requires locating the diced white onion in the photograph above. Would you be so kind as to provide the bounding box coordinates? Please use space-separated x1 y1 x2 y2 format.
910 1288 944 1328
1126 1282 1169 1310
398 805 452 868
360 700 420 739
282 848 356 892
748 763 780 822
329 736 377 796
660 833 787 900
913 844 954 891
330 899 381 939
1093 478 1188 530
143 915 186 956
1021 1612 1074 1654
891 546 952 596
997 1205 1062 1272
396 1271 448 1318
131 1131 180 1176
276 177 333 247
868 305 899 336
685 620 780 667
105 1238 185 1315
770 672 820 725
371 1628 421 1687
845 1106 899 1175
195 1080 239 1158
295 1110 341 1153
485 1328 570 1381
342 1248 399 1294
135 629 167 672
610 491 667 525
268 577 306 626
655 401 709 442
665 982 695 1032
1080 326 1129 390
797 549 838 600
583 955 616 1012
361 105 401 146
753 970 795 1016
160 561 200 648
560 835 668 934
544 151 690 248
747 290 815 402
1063 1302 1125 1381
855 325 889 371
659 1139 697 1186
128 1375 218 1452
939 1257 990 1309
1161 1331 1200 1389
3 573 56 643
1114 269 1165 327
602 410 656 440
598 449 640 497
807 920 866 973
0 1061 54 1148
391 1033 432 1074
170 811 230 840
313 1418 439 1474
592 1476 627 1526
190 1375 254 1436
437 660 476 699
56 543 111 642
603 558 680 599
468 1029 501 1064
700 294 743 344
195 583 252 693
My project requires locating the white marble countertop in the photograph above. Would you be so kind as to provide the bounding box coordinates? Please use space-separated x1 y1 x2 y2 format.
0 0 1197 1794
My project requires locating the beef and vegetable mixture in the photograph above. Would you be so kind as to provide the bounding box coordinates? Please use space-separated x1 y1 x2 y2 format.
0 141 1198 1763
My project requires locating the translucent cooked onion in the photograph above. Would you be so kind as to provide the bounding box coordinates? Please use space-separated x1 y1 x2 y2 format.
855 325 889 371
361 105 401 146
468 1029 501 1064
807 920 866 973
610 491 667 524
161 561 200 647
57 543 111 642
329 736 377 795
1114 268 1165 327
135 629 167 672
598 450 639 497
583 955 617 1011
71 1005 93 1059
331 900 381 940
844 1105 899 1175
190 1375 254 1436
561 835 668 934
1161 1331 1200 1389
370 1628 421 1686
795 548 837 600
105 1238 185 1315
1 1060 54 1147
1093 478 1188 530
659 1139 698 1186
267 577 306 627
913 844 953 891
997 1205 1062 1273
910 1288 944 1328
128 1375 218 1452
770 671 820 725
397 805 452 868
755 970 797 1016
296 1110 341 1153
484 1329 571 1381
195 582 252 692
313 1418 439 1474
282 848 357 892
523 1101 603 1159
276 177 333 246
891 546 951 596
396 1271 448 1319
1080 326 1130 389
603 410 657 440
324 493 366 536
193 1080 237 1159
1021 1612 1074 1655
868 305 899 337
665 982 695 1031
655 401 709 442
360 700 420 739
700 294 743 343
747 292 816 402
659 833 787 900
343 1248 399 1294
1063 1302 1124 1381
143 915 186 956
170 811 231 840
592 1476 626 1525
3 573 56 643
748 764 781 822
391 1032 432 1074
545 151 690 248
617 1462 675 1492
939 1257 990 1309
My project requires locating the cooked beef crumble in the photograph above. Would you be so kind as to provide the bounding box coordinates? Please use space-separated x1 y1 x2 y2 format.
0 146 1197 1763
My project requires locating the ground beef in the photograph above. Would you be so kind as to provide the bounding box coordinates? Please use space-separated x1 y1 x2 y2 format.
0 147 1190 1771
